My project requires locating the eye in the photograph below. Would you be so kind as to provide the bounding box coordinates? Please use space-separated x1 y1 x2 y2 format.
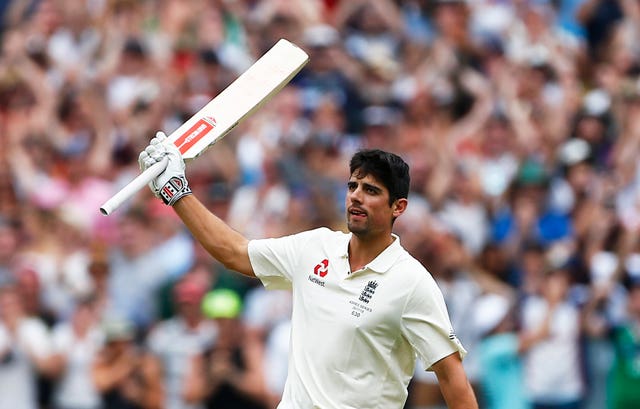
347 182 357 191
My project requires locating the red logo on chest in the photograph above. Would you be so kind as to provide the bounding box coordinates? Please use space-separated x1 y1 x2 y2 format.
313 259 329 277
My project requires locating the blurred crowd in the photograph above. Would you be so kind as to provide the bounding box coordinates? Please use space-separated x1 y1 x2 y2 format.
1 0 640 408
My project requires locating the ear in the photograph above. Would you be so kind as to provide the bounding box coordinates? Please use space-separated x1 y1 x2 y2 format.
392 198 408 219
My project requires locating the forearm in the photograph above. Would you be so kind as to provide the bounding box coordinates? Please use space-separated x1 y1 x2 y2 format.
173 195 254 276
139 133 254 276
439 378 478 409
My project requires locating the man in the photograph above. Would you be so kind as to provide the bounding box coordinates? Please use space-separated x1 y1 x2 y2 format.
139 132 478 409
146 272 217 409
0 283 56 409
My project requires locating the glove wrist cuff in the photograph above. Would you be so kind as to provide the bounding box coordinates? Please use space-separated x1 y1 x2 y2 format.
159 176 192 206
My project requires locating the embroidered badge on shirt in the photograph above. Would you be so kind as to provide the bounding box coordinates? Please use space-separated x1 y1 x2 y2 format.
350 280 378 318
359 280 378 304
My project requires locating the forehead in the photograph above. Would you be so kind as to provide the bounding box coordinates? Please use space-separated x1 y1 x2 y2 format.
348 172 389 194
349 170 382 185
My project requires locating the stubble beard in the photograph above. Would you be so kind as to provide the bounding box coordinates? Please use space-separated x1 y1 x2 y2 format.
347 217 369 237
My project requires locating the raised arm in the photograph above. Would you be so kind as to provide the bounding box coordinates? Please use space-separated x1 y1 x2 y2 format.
139 133 255 277
173 195 254 276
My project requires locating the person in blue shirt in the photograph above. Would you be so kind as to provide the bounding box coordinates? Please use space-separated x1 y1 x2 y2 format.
474 292 554 409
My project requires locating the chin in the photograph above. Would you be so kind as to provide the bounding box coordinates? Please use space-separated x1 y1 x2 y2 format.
347 223 368 236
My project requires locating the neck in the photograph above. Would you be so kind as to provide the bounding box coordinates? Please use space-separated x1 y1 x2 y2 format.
348 233 394 271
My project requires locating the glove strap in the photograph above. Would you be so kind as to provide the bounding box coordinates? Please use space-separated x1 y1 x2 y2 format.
159 176 192 206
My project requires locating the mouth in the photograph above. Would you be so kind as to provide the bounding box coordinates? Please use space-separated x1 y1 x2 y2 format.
348 207 367 219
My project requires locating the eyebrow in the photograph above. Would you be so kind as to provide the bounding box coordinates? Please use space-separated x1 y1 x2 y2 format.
348 180 383 194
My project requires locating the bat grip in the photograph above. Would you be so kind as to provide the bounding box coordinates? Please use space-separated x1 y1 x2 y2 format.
99 157 169 216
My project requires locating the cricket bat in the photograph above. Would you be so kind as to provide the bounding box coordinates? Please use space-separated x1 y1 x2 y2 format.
100 39 309 215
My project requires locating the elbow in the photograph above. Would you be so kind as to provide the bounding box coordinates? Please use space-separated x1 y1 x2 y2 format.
210 240 254 277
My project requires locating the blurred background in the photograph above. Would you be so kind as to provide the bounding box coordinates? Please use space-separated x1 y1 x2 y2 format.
1 0 640 408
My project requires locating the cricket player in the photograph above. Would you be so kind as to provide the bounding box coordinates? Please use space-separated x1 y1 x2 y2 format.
139 133 478 408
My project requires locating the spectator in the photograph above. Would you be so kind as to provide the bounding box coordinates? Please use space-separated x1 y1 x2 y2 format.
474 290 558 409
0 283 56 409
184 289 268 409
92 316 163 409
2 0 640 407
242 285 293 408
584 268 640 409
49 296 104 409
474 293 529 409
146 270 217 409
521 266 585 409
606 274 640 409
106 206 193 331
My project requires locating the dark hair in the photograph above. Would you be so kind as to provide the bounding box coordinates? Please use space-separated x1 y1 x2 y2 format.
349 149 410 205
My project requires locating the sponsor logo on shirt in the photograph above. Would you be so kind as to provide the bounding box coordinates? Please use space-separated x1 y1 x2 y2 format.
308 275 325 287
313 259 329 277
308 259 329 287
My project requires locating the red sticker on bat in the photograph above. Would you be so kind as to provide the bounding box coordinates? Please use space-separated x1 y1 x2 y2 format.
174 117 217 154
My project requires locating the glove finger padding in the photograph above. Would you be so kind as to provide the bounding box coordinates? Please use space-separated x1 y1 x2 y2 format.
138 151 153 170
152 131 167 143
139 131 192 205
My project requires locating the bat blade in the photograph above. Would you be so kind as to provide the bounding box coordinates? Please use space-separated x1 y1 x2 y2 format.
100 39 309 215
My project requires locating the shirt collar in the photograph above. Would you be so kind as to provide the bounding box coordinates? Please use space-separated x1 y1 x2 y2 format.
340 233 404 274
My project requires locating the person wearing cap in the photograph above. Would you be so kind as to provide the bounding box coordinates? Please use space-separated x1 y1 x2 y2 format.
92 315 163 409
184 288 268 409
474 292 554 409
139 143 478 408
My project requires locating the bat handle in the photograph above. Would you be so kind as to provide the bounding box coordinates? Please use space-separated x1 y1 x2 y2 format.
99 157 169 216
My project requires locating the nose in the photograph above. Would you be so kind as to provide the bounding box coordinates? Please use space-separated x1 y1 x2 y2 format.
348 185 363 204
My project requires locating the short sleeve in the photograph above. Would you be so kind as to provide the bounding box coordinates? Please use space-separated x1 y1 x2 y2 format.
248 228 327 290
401 274 467 371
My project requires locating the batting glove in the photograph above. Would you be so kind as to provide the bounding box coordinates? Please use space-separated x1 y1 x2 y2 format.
138 131 192 206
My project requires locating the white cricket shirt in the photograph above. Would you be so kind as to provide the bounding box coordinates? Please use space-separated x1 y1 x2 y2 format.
248 227 466 409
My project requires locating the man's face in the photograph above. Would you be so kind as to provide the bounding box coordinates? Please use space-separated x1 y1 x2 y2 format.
345 172 396 238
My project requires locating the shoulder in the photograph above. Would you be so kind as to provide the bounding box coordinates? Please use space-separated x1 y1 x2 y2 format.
392 249 433 285
383 249 443 301
293 227 346 240
252 227 346 245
